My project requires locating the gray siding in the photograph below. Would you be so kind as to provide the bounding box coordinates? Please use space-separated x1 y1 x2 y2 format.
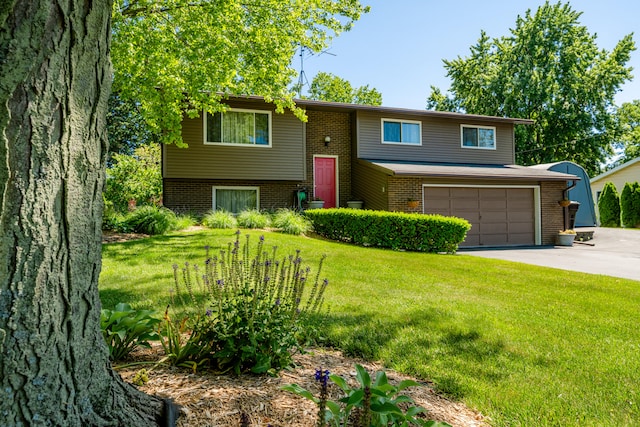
356 111 514 165
164 102 305 180
352 160 389 210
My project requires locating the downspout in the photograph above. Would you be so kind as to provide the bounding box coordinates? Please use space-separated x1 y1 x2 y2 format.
563 180 577 230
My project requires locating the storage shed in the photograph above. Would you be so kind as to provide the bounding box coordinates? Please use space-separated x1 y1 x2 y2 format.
529 162 597 227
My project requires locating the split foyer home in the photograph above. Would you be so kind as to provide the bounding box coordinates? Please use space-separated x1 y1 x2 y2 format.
162 96 578 247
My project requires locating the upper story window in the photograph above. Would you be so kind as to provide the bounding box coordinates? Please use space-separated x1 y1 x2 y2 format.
204 108 272 146
381 118 422 145
461 125 496 150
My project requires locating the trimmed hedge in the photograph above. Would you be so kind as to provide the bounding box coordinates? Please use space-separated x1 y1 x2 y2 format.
304 208 471 253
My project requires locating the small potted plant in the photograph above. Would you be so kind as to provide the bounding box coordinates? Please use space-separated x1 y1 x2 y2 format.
558 197 571 207
308 196 324 209
346 199 363 209
407 198 420 209
556 229 576 246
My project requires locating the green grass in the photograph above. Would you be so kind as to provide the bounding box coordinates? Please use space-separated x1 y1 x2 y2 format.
99 229 640 426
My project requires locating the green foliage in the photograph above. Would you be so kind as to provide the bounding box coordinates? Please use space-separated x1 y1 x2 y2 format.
202 210 238 229
283 364 451 427
172 213 198 231
614 100 640 163
104 144 162 212
107 90 155 164
426 1 635 176
237 209 271 229
165 233 329 374
620 181 640 228
111 1 369 145
598 182 621 227
100 303 160 361
304 208 470 253
272 208 312 235
307 72 382 105
123 205 178 235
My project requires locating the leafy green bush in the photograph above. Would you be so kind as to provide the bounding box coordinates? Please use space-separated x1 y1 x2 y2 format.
202 209 238 229
165 232 328 374
305 208 470 253
272 208 312 235
598 182 621 227
100 303 160 361
620 181 640 228
237 209 270 229
283 364 452 427
104 144 162 212
123 205 177 235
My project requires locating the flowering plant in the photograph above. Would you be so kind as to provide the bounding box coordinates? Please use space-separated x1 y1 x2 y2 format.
164 232 329 375
283 364 452 427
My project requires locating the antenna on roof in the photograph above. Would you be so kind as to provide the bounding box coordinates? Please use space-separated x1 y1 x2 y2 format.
295 45 336 98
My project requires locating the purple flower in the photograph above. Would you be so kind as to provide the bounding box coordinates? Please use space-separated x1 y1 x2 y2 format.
323 278 329 286
205 309 212 317
235 229 241 235
259 235 265 242
172 263 178 270
315 369 330 386
216 279 224 287
275 298 280 306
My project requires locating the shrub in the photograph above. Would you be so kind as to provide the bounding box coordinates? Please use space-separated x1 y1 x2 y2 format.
172 213 198 231
100 303 160 361
283 364 452 427
598 182 621 227
202 209 238 229
272 208 312 235
305 208 470 253
237 209 270 229
620 181 640 228
165 232 328 374
123 205 177 235
104 144 162 212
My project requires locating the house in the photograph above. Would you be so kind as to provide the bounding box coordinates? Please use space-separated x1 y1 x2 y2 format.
162 96 578 247
590 157 640 213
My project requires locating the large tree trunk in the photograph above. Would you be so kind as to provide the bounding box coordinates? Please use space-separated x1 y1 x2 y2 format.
0 2 166 425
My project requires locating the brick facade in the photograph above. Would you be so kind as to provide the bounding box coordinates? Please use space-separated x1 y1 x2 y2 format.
304 110 352 206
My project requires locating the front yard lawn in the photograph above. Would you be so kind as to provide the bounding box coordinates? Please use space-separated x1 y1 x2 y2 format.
100 228 640 426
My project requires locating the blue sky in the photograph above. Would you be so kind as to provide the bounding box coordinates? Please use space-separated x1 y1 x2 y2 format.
296 0 640 110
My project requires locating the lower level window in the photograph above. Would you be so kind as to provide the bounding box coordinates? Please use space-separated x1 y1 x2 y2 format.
212 186 259 214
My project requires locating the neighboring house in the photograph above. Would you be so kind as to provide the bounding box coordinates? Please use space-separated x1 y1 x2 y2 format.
590 157 640 212
163 96 578 247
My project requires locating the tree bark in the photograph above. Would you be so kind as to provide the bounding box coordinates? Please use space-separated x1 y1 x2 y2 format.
0 1 165 425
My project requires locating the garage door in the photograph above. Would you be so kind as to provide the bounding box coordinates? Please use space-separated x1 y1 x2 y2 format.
423 186 535 247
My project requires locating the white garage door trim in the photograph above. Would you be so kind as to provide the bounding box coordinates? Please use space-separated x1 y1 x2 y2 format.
422 184 541 246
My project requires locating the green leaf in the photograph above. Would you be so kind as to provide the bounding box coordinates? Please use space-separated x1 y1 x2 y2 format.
355 364 371 387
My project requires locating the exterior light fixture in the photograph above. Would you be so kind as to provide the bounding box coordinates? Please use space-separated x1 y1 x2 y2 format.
324 136 331 146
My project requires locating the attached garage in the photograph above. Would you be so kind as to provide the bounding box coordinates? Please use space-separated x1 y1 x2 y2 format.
423 185 538 247
357 160 580 247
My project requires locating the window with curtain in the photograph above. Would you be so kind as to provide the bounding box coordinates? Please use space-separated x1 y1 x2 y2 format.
461 125 496 149
205 109 271 146
381 119 421 145
213 187 259 214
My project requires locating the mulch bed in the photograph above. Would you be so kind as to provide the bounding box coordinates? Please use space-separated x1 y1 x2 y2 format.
116 344 489 427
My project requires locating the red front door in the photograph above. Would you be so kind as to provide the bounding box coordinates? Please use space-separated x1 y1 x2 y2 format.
314 157 337 208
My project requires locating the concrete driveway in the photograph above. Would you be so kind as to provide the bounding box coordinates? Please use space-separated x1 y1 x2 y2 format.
463 228 640 282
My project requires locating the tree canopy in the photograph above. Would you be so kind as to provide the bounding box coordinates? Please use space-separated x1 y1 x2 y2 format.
426 1 635 176
111 0 369 145
613 100 640 163
307 71 383 105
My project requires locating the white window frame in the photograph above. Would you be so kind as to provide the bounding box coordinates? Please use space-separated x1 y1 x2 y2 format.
203 108 272 147
460 124 496 150
212 186 260 213
381 118 422 146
